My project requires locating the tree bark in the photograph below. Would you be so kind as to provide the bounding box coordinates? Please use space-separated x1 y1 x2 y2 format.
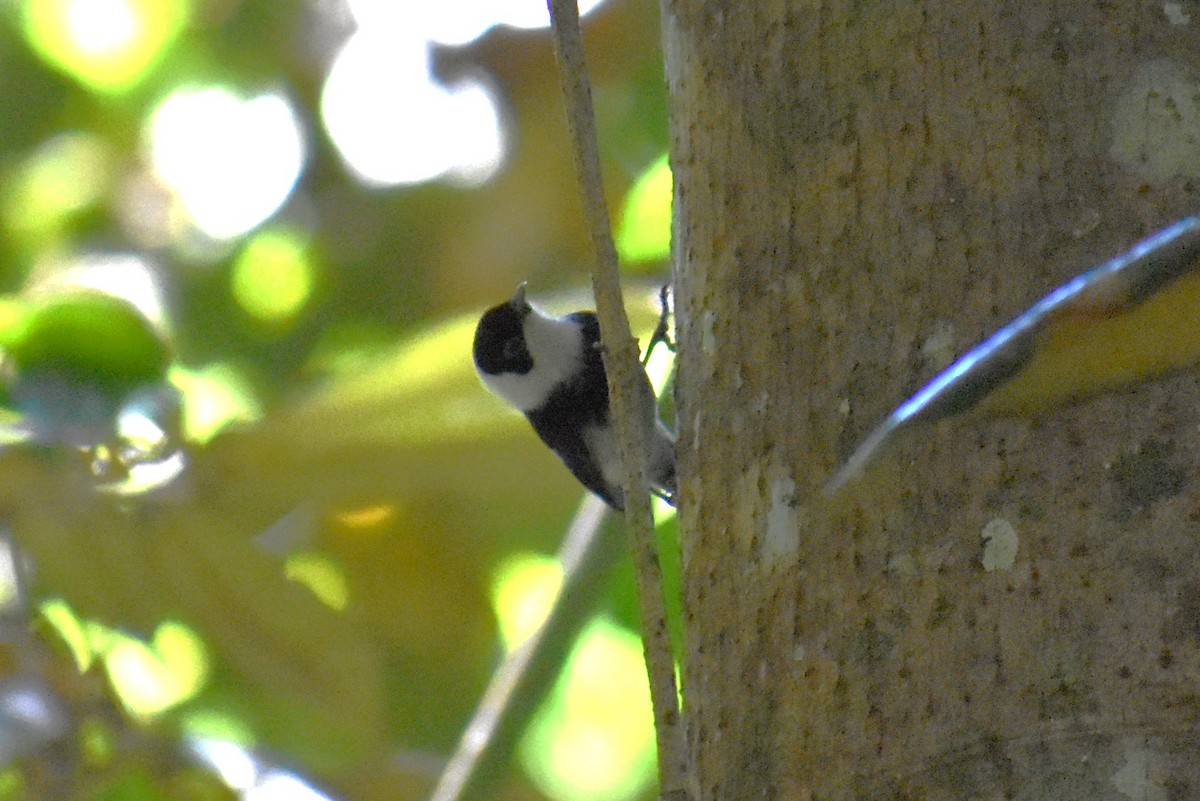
662 1 1200 798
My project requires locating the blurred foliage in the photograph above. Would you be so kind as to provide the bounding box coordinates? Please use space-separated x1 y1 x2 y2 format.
616 154 671 266
0 0 674 800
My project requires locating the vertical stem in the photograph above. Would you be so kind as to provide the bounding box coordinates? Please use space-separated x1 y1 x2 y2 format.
544 1 688 797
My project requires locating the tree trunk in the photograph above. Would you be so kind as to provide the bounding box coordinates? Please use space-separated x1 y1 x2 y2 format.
662 1 1200 798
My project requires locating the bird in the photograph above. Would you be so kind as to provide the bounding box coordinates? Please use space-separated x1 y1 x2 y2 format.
473 284 676 510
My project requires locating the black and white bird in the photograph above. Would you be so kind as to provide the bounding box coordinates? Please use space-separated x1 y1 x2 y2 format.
473 284 676 510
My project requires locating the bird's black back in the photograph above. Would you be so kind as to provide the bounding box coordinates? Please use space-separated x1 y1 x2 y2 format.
524 312 622 508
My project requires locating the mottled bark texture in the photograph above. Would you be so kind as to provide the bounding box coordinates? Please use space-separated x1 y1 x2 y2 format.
662 2 1200 799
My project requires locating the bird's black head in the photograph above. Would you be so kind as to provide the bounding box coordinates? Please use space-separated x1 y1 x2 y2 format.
473 283 534 377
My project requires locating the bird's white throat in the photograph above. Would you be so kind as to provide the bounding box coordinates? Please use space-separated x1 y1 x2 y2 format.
480 308 585 412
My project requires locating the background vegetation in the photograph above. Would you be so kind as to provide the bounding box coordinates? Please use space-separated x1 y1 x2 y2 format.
0 1 674 799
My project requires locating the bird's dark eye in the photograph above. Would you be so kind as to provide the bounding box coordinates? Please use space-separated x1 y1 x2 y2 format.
502 337 525 362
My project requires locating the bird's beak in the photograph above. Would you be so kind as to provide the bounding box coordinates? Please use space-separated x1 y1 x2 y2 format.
509 282 528 309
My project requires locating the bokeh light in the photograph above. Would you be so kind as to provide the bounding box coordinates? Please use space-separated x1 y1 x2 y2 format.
231 227 316 324
188 737 259 790
146 86 306 241
2 132 112 239
0 678 69 766
26 251 168 332
169 362 261 444
21 0 187 93
284 552 349 611
188 738 339 801
249 770 338 801
321 30 504 187
347 0 609 47
182 711 254 747
322 0 607 187
0 540 20 612
491 552 563 651
39 599 92 671
617 154 672 264
520 617 656 801
40 602 209 720
101 620 209 719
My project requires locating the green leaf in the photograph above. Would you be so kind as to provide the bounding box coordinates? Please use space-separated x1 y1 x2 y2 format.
6 292 170 392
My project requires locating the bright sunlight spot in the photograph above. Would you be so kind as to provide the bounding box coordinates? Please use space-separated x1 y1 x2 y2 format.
284 552 350 611
29 251 167 330
617 154 672 264
182 712 255 749
323 0 609 187
169 362 261 443
94 619 209 719
39 598 93 671
189 737 339 801
231 227 315 323
42 602 209 720
115 385 180 454
21 0 187 93
2 132 112 239
332 504 396 530
0 298 29 350
0 540 18 612
147 86 305 241
520 617 656 801
188 737 259 790
491 553 563 651
346 0 609 47
321 29 503 187
248 770 338 801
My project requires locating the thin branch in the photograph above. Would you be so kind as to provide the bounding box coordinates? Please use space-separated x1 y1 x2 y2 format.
428 497 621 801
544 0 688 796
